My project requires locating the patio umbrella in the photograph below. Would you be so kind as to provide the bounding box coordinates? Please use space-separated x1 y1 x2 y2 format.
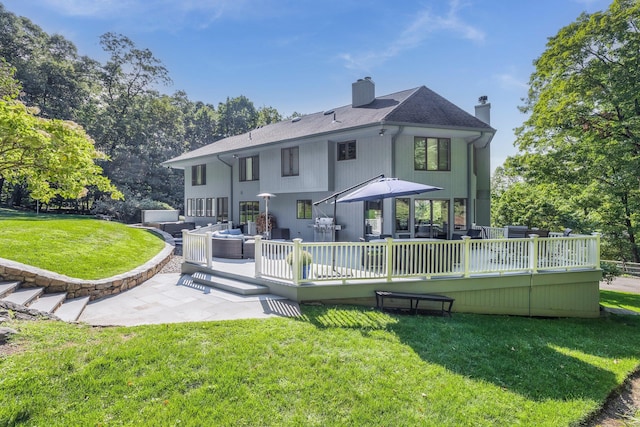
336 178 442 203
257 193 275 238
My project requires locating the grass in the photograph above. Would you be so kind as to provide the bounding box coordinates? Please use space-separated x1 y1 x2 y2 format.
0 208 165 279
1 305 640 426
600 290 640 314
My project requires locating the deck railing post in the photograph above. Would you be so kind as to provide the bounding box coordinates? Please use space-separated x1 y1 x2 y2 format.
255 236 262 278
529 234 538 273
385 237 394 282
292 238 302 285
461 236 471 277
591 232 601 268
205 231 213 269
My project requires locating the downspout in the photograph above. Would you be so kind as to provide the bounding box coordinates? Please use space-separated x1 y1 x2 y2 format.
217 155 234 222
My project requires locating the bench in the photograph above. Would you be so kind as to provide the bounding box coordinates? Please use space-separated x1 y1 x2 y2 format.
375 291 454 317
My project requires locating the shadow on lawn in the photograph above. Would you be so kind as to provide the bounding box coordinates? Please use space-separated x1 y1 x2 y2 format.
301 304 640 402
600 290 640 313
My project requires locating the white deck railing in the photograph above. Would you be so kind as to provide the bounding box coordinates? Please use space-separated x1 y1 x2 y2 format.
182 222 233 268
254 234 600 284
182 231 600 285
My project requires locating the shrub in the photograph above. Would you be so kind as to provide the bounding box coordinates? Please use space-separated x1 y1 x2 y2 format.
286 250 313 266
92 197 173 224
600 261 621 285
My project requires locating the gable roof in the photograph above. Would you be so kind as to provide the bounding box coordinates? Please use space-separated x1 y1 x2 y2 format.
164 85 494 166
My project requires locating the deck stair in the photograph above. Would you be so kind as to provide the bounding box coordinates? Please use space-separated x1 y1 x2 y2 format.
0 280 89 322
189 271 270 296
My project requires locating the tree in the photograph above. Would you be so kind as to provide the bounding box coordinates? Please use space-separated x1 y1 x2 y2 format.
217 95 257 138
0 96 121 203
512 0 640 261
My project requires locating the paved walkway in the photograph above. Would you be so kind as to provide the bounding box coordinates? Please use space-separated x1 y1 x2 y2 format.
601 276 640 294
79 273 301 326
78 271 640 327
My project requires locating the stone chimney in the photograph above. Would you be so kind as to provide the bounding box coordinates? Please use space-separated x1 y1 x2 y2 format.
475 95 491 125
352 77 375 107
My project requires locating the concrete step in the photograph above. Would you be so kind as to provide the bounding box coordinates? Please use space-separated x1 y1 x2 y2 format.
29 293 67 314
3 287 44 306
0 281 20 298
54 296 90 322
190 271 270 295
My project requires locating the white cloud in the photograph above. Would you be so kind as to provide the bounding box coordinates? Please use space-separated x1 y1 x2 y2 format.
339 0 485 72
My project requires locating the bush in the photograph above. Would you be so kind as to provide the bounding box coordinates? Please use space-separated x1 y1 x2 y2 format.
92 197 173 224
286 250 313 266
600 261 621 285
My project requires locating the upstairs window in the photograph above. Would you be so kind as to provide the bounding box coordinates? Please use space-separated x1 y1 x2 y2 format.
337 140 356 161
191 164 206 185
414 137 450 171
281 146 299 177
239 156 259 181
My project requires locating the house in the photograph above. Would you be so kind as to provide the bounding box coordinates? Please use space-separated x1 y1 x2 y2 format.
163 78 495 243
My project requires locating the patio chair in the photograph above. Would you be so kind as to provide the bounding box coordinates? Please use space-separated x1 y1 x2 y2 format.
506 226 528 238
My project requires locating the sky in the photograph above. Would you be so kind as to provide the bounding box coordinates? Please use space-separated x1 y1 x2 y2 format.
4 0 611 171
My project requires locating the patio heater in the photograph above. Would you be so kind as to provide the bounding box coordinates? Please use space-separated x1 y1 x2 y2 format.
257 192 275 239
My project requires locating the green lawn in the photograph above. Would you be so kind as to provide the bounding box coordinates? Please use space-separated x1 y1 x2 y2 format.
600 289 640 314
2 305 640 426
0 208 165 279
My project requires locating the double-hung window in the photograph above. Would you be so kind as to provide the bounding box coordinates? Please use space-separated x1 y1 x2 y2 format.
281 147 299 177
414 137 450 171
239 156 259 181
191 164 206 185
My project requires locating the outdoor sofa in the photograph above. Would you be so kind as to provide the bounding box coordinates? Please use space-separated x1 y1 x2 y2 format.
211 229 255 259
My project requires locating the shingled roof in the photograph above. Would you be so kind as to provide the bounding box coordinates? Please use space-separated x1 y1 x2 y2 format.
164 85 494 165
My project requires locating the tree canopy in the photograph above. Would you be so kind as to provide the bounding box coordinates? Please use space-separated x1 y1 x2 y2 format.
0 63 121 203
0 5 286 215
502 0 640 261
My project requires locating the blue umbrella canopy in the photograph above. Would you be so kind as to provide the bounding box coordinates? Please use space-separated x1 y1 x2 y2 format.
336 178 442 203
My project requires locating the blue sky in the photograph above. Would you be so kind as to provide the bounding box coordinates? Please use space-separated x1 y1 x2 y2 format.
5 0 610 171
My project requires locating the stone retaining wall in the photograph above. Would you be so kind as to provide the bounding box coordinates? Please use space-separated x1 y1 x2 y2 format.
0 243 174 301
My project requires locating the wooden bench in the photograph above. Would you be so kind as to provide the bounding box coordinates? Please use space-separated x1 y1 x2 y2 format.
375 291 454 317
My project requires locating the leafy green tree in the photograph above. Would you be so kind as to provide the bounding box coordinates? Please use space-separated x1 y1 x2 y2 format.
0 67 121 203
217 95 258 138
512 0 640 261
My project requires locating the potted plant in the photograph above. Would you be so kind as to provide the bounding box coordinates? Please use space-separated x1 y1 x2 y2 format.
286 250 313 279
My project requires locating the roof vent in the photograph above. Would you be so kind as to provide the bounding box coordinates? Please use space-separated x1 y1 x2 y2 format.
323 109 335 115
292 116 301 123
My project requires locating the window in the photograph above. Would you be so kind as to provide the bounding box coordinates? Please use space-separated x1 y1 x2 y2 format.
239 201 259 223
454 199 467 230
195 198 205 216
281 146 299 176
414 137 450 171
186 198 194 216
216 197 229 222
239 156 259 181
364 200 383 235
337 140 356 161
395 198 410 232
297 200 313 219
191 164 206 185
205 198 215 217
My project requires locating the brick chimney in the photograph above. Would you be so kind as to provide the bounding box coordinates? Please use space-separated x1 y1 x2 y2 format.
475 95 491 125
352 77 375 107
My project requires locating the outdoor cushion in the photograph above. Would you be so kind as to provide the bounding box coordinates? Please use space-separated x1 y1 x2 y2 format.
228 228 243 235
